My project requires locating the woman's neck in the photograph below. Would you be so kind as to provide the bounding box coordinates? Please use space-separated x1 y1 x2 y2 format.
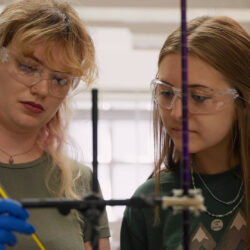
190 131 240 174
0 125 43 164
193 147 239 175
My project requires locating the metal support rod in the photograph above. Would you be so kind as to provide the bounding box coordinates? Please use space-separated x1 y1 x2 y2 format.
92 88 98 194
181 0 190 249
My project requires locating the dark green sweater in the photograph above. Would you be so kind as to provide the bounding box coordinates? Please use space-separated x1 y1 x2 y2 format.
121 166 246 250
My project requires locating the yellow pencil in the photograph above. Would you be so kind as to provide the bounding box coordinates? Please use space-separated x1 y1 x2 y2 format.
0 186 46 250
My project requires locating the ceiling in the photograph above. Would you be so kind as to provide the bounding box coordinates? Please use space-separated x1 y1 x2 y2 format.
69 0 250 49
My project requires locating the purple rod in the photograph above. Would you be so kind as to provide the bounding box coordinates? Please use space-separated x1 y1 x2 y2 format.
181 0 190 249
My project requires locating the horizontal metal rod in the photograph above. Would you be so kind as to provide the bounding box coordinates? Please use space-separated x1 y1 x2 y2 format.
21 196 159 210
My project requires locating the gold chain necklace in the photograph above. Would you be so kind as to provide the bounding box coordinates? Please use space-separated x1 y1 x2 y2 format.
0 145 35 164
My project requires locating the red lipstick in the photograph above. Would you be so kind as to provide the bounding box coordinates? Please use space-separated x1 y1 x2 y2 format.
21 102 44 113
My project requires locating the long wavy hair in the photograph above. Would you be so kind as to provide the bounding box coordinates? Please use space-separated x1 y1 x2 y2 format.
0 0 97 199
153 16 250 247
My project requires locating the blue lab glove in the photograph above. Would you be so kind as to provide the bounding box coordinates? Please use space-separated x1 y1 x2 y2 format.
0 199 35 250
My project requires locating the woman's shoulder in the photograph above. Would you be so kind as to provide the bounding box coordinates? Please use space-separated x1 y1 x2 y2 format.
133 168 180 197
65 158 93 193
66 158 92 177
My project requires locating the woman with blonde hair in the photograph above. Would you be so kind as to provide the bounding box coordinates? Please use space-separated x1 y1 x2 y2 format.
121 16 249 250
0 0 110 249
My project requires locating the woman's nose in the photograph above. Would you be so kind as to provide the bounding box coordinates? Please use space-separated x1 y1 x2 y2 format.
30 79 50 97
170 97 183 120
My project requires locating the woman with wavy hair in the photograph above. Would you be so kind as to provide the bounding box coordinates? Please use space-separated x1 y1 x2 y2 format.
0 0 110 249
121 16 249 250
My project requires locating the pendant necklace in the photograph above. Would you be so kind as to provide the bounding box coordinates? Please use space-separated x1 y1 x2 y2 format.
191 161 244 232
0 145 35 164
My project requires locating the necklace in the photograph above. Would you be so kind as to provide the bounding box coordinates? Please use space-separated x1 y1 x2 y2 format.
0 145 35 164
191 162 244 218
192 162 243 205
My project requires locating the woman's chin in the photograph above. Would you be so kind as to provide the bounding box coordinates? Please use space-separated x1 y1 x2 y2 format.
172 140 201 154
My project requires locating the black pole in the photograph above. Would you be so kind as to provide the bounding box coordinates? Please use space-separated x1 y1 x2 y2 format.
91 88 100 250
92 88 98 194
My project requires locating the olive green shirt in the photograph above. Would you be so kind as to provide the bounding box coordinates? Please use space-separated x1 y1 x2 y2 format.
0 154 110 250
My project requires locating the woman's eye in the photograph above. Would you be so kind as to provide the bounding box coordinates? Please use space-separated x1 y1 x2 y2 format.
52 77 69 86
18 63 37 73
192 94 210 102
160 91 173 98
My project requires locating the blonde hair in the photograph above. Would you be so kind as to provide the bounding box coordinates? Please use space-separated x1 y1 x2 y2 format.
0 0 97 199
154 16 250 247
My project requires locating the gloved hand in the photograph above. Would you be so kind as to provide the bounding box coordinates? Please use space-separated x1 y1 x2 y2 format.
0 199 35 250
